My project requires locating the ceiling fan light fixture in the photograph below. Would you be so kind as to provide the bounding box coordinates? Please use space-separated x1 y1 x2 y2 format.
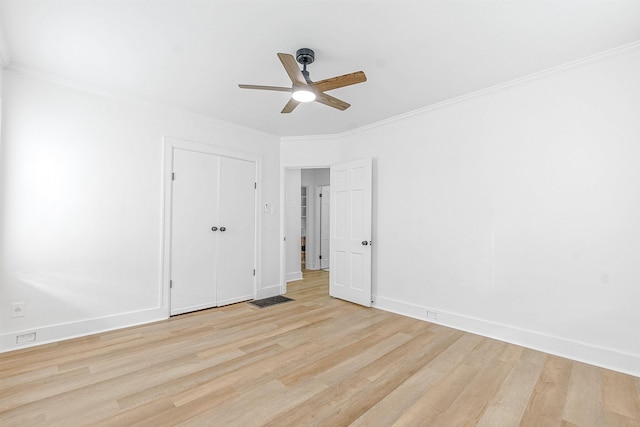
291 88 316 103
238 50 365 113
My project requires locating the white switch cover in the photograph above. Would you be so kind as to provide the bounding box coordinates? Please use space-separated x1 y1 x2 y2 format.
11 302 25 318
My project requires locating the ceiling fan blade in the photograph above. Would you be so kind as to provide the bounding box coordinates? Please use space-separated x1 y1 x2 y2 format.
281 98 300 114
277 53 307 87
315 92 351 111
311 71 367 93
238 84 291 92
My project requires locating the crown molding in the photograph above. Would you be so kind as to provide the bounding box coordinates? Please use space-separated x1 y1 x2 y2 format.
286 40 640 142
5 39 639 141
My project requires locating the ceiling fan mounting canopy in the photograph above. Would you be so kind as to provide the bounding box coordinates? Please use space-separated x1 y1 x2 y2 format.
238 48 367 114
296 48 315 66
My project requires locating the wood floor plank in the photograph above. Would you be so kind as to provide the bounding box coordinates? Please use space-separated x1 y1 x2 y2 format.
0 269 638 426
602 368 640 423
562 362 604 426
116 343 284 410
432 347 515 425
393 338 504 425
476 356 545 426
92 397 177 426
314 332 414 387
352 333 485 426
266 327 460 426
0 366 91 411
519 355 573 426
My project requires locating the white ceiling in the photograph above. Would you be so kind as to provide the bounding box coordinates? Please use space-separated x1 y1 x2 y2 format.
1 1 639 137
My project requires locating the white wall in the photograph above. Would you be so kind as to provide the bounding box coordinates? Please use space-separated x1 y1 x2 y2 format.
285 169 302 282
0 69 281 350
283 45 640 376
280 136 341 168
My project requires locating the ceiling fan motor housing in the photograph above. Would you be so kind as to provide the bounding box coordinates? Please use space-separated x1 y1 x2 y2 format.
296 48 315 65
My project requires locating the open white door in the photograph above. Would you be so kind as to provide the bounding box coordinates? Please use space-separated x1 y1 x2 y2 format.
330 159 372 306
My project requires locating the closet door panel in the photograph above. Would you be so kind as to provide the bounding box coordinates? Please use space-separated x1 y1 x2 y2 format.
216 156 256 305
170 149 220 315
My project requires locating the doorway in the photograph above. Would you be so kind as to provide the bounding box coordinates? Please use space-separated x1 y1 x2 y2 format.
281 159 372 307
284 168 330 283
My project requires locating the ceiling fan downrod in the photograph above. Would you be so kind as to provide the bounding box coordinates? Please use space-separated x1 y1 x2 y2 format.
296 48 315 84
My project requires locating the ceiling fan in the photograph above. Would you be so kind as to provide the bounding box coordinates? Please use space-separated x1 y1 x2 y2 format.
238 48 367 113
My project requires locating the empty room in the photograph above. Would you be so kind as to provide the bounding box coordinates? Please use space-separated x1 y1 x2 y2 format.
1 1 639 425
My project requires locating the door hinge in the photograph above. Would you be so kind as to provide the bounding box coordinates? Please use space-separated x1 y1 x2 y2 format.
319 193 322 197
319 255 322 259
170 280 173 289
254 182 257 189
172 172 175 181
253 269 256 276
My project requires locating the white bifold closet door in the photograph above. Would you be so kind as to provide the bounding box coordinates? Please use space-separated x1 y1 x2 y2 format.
170 148 256 315
216 156 256 304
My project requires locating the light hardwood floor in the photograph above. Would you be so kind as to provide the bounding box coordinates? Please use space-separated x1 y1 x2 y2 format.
1 270 639 426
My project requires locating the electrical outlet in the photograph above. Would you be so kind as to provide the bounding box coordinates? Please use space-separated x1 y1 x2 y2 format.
427 310 438 320
16 332 36 344
11 302 25 318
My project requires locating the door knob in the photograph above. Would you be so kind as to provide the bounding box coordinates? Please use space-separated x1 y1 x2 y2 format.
362 241 368 245
220 227 227 232
211 226 218 231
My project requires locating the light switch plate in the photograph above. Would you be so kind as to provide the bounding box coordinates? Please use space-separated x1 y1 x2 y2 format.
11 302 25 318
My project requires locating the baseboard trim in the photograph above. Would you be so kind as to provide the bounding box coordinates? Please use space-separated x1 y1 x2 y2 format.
0 306 168 353
218 295 253 307
171 303 216 316
256 284 282 300
374 296 640 377
286 271 303 282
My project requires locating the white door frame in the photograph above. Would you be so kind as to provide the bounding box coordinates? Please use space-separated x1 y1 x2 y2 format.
162 136 262 316
280 165 330 294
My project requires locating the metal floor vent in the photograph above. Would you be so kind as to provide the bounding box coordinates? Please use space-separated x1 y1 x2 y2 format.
248 295 294 308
